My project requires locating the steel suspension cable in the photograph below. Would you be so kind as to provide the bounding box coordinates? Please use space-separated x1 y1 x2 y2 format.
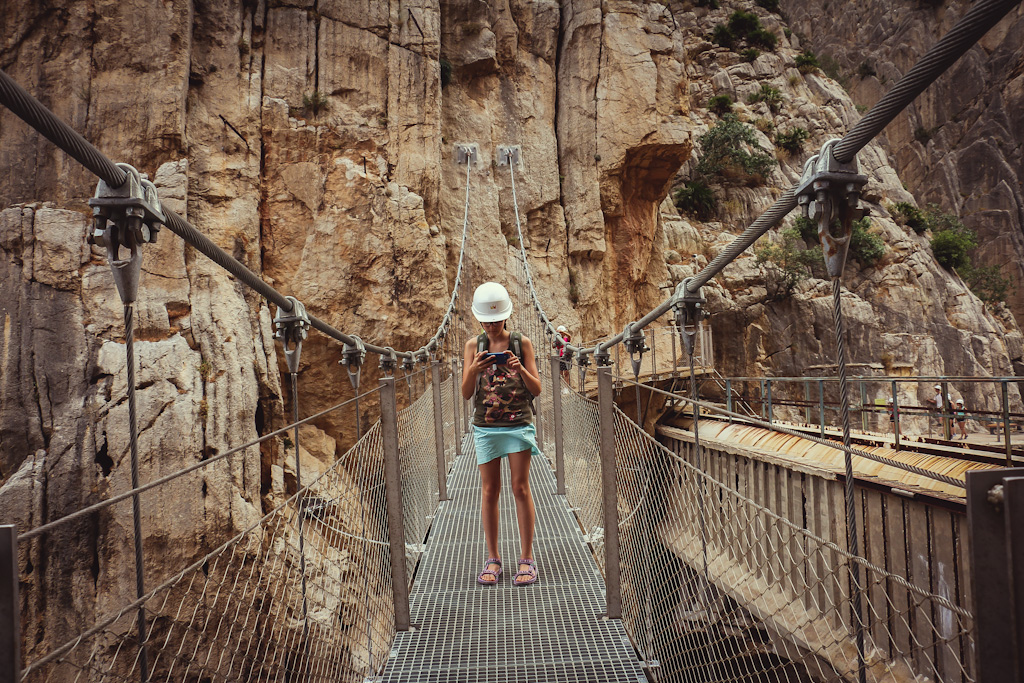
124 303 149 682
502 0 1020 361
0 67 476 363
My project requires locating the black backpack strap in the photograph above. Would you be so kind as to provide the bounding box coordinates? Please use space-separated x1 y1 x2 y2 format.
477 333 488 353
510 331 523 363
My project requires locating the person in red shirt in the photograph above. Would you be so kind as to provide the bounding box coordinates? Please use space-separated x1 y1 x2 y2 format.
554 325 571 387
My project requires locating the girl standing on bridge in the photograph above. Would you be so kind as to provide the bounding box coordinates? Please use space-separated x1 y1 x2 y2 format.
461 282 543 586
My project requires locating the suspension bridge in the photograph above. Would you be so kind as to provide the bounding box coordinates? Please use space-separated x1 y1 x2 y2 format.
2 0 1024 681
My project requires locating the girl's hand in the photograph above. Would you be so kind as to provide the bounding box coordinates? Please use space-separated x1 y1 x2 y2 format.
469 350 490 374
505 352 521 370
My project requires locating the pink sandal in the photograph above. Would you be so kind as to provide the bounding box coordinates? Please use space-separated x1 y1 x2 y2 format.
514 558 538 586
477 558 502 585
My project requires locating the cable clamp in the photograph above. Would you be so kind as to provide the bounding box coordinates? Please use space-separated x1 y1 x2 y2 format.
87 163 165 304
401 355 416 374
379 348 398 376
672 278 706 358
273 297 310 375
594 345 613 367
795 139 868 279
340 336 366 390
622 323 649 379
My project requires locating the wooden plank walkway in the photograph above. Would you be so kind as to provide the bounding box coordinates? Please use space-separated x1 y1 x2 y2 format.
379 436 647 683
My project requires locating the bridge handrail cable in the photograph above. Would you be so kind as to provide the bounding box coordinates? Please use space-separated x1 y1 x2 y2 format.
0 67 475 364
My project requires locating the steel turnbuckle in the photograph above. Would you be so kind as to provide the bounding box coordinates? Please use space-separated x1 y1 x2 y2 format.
88 163 165 304
673 278 706 358
273 296 310 375
379 347 398 376
795 139 869 279
340 336 366 390
622 323 649 379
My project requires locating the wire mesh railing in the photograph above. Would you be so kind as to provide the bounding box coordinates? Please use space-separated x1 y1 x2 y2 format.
19 416 397 683
591 391 978 682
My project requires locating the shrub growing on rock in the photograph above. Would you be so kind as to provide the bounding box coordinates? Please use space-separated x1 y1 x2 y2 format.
674 180 718 221
741 48 761 62
747 28 778 50
930 222 977 270
795 51 819 74
756 0 780 12
696 114 776 183
774 127 809 154
961 263 1013 305
850 218 885 266
755 226 821 300
890 201 926 234
708 94 734 115
712 24 735 49
747 84 783 113
728 10 762 36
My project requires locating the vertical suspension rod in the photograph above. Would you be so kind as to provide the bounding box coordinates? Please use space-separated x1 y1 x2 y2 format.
124 304 149 683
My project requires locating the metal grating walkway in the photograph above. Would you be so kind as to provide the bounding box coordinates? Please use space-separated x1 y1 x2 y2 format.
379 436 648 682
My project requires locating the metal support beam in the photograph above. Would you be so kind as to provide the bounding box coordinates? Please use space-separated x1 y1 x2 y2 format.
550 355 565 495
597 366 622 619
766 380 773 426
1003 380 1013 467
967 467 1024 682
1 526 19 683
431 361 449 501
380 377 412 631
891 380 901 452
819 379 826 439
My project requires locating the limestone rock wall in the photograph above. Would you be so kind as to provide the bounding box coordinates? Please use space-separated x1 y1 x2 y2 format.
0 0 1021 667
779 0 1024 328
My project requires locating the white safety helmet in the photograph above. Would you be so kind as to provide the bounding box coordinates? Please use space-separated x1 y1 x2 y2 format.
886 398 893 404
934 385 941 391
956 398 964 405
472 282 513 322
557 325 567 333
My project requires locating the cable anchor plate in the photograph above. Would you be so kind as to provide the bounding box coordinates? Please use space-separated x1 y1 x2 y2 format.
87 163 165 304
273 296 310 375
795 139 868 279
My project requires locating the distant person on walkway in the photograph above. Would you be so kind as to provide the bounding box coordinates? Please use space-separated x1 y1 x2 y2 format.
461 282 543 587
955 398 968 440
931 385 945 434
886 398 897 436
554 325 572 387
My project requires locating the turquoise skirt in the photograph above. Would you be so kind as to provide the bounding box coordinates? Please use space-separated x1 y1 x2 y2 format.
473 424 542 465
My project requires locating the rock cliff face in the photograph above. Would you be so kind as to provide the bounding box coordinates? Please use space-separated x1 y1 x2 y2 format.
780 0 1024 327
0 0 1020 664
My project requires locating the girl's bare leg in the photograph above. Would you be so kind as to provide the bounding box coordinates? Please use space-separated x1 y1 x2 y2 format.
479 458 502 580
508 450 536 582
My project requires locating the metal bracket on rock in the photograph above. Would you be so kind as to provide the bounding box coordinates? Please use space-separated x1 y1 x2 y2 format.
88 163 165 304
497 145 521 167
622 323 649 379
379 348 398 376
795 139 868 279
673 278 706 358
340 336 366 390
273 296 310 375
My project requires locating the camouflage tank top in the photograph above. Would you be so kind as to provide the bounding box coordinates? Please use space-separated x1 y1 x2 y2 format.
473 361 534 427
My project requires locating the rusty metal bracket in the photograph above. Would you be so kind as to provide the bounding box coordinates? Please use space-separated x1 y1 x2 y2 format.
795 139 868 279
87 163 165 304
673 278 706 358
273 296 310 375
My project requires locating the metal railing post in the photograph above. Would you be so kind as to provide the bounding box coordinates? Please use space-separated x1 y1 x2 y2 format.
380 376 412 631
430 361 449 501
804 380 811 424
967 467 1024 682
942 380 952 441
550 355 565 495
766 379 773 426
1 526 19 683
819 379 826 438
760 379 766 419
726 379 733 424
891 380 901 452
859 381 867 433
597 365 622 619
451 358 462 459
1003 380 1013 466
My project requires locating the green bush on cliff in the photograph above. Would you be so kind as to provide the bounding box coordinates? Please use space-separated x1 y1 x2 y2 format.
755 226 821 300
961 263 1012 305
850 218 885 266
696 114 775 183
674 180 718 221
